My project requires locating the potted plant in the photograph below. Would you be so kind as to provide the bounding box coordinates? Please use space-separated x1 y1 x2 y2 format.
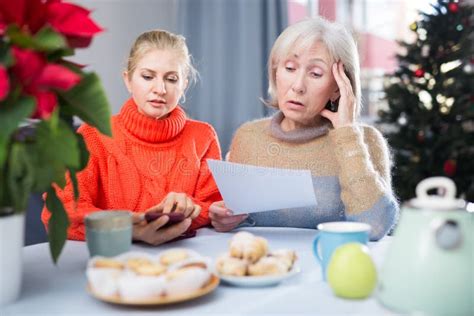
0 0 111 305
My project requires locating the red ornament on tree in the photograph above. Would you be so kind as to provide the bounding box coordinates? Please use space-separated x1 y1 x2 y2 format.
443 159 457 176
448 2 459 13
414 68 425 78
417 130 425 143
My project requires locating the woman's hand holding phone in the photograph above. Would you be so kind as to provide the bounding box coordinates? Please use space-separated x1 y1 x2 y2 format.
144 211 185 227
131 192 200 245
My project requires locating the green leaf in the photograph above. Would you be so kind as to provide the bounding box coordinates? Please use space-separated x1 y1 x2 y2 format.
33 119 80 190
49 107 60 130
6 25 68 53
75 132 90 171
6 25 36 49
37 119 79 168
33 27 68 52
63 133 89 202
6 143 35 212
46 187 69 264
68 169 79 202
0 97 36 165
60 73 112 136
0 157 11 206
47 48 75 61
32 162 65 191
0 42 14 67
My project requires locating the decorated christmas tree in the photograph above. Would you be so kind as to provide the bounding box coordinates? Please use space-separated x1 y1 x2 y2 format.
378 0 473 202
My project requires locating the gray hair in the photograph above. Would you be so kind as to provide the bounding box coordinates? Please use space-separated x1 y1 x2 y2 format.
126 29 198 86
266 17 362 117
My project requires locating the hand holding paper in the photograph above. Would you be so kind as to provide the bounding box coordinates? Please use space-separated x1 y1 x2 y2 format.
207 160 317 214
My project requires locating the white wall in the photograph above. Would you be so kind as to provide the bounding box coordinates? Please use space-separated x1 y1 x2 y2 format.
72 0 179 114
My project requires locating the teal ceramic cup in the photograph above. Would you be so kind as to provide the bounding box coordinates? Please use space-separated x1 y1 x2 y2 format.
313 221 371 280
85 211 132 257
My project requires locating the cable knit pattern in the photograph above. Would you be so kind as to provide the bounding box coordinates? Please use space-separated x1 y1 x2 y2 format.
41 98 222 241
229 112 399 240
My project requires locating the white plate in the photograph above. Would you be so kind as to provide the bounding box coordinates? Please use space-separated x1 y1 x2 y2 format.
87 275 220 305
219 265 301 287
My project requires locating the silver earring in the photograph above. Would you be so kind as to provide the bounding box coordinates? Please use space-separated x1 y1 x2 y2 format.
326 99 338 112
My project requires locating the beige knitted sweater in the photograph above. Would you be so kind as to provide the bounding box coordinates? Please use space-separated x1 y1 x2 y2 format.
228 113 399 240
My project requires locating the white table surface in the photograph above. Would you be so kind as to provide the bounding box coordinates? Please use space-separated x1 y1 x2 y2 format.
1 227 397 315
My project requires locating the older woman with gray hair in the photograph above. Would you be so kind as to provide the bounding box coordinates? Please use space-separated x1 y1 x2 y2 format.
209 17 398 240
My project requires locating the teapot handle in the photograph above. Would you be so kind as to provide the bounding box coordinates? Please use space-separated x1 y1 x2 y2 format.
416 177 456 200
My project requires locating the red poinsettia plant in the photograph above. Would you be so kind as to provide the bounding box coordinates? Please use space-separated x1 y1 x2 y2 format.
0 0 111 262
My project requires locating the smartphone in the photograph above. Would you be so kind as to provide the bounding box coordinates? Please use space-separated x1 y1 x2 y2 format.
325 100 338 112
144 211 185 227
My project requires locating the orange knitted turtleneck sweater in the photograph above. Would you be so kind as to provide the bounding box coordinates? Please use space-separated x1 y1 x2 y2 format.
41 99 222 240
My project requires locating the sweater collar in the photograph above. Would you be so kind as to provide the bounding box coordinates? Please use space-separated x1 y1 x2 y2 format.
269 111 331 143
118 98 186 143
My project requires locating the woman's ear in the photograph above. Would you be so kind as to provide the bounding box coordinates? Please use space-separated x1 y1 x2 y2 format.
182 78 189 91
122 71 131 93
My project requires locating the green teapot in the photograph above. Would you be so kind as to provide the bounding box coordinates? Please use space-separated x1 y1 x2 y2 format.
377 177 473 315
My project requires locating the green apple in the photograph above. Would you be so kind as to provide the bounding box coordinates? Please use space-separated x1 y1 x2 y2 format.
327 243 377 299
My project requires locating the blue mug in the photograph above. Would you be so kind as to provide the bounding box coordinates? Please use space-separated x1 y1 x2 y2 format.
313 221 371 281
85 211 132 257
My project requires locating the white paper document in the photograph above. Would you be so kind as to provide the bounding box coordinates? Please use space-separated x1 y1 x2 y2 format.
207 159 317 214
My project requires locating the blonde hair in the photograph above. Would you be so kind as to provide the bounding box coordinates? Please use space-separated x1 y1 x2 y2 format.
126 29 198 85
267 17 362 117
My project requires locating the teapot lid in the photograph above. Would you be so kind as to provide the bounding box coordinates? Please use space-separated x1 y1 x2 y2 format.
410 177 466 210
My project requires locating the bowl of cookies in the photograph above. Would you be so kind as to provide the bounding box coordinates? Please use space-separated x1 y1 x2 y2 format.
216 232 300 287
86 248 219 305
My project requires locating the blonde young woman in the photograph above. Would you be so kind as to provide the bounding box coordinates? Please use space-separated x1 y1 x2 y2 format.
42 30 222 245
209 17 398 240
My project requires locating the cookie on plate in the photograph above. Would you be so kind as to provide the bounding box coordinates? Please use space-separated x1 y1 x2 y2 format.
165 267 211 296
216 253 248 276
268 249 297 270
93 258 124 270
248 256 289 276
229 232 268 263
126 257 153 270
132 263 167 276
160 249 190 266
